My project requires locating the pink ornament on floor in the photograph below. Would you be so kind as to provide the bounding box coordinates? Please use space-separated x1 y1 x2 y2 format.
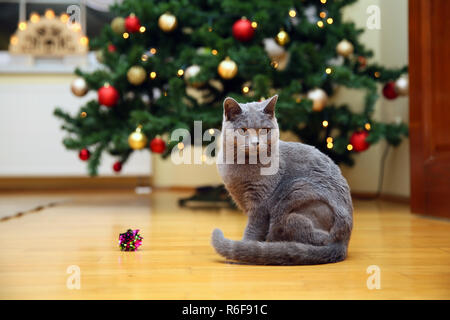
119 229 143 251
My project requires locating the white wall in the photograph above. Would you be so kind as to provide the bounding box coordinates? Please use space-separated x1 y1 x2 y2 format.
339 0 409 197
0 74 150 176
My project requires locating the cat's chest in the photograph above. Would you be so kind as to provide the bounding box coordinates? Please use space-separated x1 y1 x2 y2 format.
225 178 276 211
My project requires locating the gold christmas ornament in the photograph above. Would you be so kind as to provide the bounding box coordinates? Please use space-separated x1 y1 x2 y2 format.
71 77 88 96
395 75 409 96
218 57 238 80
336 39 354 57
128 125 148 150
111 17 125 35
158 13 178 32
275 29 290 46
127 66 147 86
184 65 204 88
307 88 328 112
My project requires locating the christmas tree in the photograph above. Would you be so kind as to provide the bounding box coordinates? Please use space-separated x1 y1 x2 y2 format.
54 0 408 176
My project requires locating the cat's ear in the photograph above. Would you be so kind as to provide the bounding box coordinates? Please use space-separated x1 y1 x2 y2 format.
263 95 278 118
223 97 242 121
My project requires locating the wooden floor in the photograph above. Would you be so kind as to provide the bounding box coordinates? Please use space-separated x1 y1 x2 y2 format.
0 190 449 300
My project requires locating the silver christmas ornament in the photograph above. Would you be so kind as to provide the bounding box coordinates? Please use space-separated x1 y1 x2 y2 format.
71 77 88 97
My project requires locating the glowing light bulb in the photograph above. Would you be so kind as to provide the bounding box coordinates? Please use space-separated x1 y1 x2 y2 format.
60 14 69 23
30 13 40 23
326 137 333 143
327 18 334 24
45 9 55 19
365 123 371 130
322 120 329 127
251 21 258 28
141 54 148 61
320 0 327 4
211 49 218 55
320 12 327 18
71 23 81 32
347 144 353 151
150 72 157 79
79 36 89 46
123 32 129 39
80 112 87 118
150 48 157 54
317 21 324 28
327 142 333 149
10 36 18 45
289 10 297 18
208 129 215 135
242 86 249 93
177 142 184 150
177 69 184 76
139 26 146 33
325 67 332 74
18 22 27 31
374 71 381 78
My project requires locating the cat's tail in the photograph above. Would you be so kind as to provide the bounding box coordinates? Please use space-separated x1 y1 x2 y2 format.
211 228 347 265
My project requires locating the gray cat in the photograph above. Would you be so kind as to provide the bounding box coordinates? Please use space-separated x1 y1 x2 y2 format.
211 95 353 265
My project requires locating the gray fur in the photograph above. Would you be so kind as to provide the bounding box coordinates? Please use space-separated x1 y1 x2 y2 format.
212 95 353 265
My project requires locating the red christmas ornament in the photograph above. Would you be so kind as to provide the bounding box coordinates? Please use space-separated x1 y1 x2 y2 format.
78 148 90 161
232 18 255 42
150 137 166 154
98 84 119 107
107 44 116 53
382 81 398 100
357 56 367 68
113 161 122 173
350 131 370 152
125 14 141 33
